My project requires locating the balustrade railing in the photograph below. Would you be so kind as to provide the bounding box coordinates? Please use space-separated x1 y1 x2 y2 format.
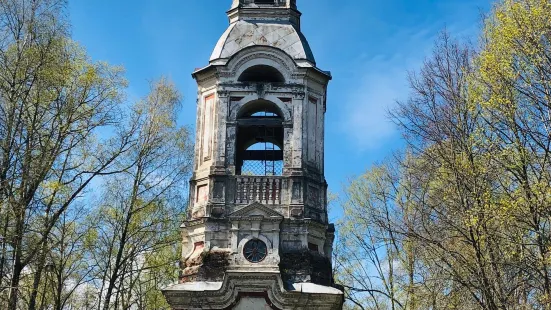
235 176 282 205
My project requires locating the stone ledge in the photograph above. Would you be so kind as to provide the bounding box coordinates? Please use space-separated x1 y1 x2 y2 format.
165 282 223 292
162 272 343 310
288 282 343 295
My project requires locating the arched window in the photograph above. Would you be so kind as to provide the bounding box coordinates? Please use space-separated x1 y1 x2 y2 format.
238 65 285 83
236 100 284 176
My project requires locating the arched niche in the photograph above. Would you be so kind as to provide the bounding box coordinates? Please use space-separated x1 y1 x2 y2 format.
230 95 292 123
225 46 297 82
237 99 284 119
238 65 285 83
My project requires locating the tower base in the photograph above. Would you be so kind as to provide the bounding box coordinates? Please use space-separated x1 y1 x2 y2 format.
162 271 343 310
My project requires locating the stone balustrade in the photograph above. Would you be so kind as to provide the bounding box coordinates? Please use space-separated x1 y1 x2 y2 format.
235 176 283 205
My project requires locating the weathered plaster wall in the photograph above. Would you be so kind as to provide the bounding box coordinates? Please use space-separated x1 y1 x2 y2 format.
234 297 273 310
164 1 343 309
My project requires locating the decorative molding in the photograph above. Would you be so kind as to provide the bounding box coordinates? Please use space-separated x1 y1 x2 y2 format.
230 96 244 102
229 202 284 220
195 71 219 84
292 91 305 100
229 94 293 123
256 83 266 99
162 272 343 310
233 52 292 73
307 87 324 97
217 90 230 98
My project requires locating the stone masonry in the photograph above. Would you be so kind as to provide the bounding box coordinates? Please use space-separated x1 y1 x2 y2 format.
162 1 343 309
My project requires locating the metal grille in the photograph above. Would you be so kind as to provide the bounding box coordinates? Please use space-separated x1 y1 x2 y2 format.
241 141 282 176
241 159 283 176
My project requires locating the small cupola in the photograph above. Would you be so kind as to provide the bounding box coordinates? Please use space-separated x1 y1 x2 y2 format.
230 0 296 9
228 0 300 27
211 0 315 65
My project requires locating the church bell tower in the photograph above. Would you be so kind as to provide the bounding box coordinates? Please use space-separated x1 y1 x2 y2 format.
163 0 343 308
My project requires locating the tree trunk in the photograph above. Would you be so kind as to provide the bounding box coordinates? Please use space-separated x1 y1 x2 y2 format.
102 212 132 310
28 233 49 310
8 207 25 310
8 256 22 310
0 214 10 290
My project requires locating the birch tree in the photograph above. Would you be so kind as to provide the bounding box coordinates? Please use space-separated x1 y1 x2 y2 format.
337 1 551 309
0 0 130 308
89 78 193 310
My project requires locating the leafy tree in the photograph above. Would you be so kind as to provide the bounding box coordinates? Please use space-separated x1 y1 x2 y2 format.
0 1 194 309
89 79 193 310
475 0 551 304
337 0 551 309
0 0 130 308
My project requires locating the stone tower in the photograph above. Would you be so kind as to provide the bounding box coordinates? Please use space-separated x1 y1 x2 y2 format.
163 0 343 309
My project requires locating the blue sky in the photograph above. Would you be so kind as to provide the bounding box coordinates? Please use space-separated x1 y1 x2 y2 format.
68 0 492 217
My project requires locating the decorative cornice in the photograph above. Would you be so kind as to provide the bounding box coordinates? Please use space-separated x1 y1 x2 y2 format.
307 86 324 97
229 202 284 220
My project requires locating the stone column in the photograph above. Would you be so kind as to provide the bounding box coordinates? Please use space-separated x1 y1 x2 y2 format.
291 91 305 169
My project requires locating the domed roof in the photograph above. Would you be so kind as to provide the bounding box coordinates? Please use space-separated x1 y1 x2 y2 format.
210 20 316 65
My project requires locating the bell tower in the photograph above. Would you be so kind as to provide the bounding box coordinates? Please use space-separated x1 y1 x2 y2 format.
163 1 343 309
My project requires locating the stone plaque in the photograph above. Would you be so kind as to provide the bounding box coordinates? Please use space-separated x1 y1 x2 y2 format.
308 185 320 206
292 181 302 200
213 181 224 199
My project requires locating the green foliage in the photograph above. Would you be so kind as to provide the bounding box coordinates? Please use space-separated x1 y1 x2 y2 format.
0 1 192 309
336 0 551 309
88 78 193 310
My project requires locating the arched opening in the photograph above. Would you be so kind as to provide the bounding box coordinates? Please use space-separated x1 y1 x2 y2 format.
237 99 282 118
236 100 284 176
238 65 285 83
